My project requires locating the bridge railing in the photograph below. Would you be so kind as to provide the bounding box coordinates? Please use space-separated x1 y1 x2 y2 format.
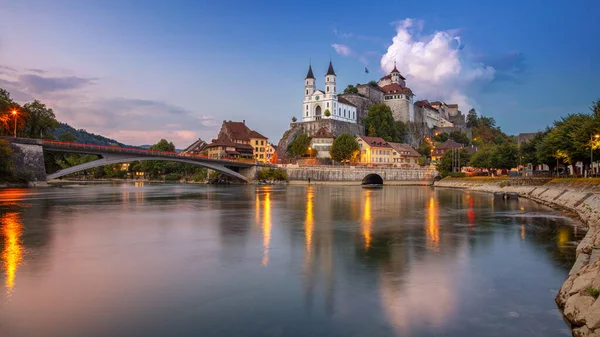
40 140 254 165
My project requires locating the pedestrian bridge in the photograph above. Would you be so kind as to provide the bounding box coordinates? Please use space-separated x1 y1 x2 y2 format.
5 137 262 182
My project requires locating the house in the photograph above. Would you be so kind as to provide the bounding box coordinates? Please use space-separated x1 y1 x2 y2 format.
356 135 393 166
180 138 207 156
198 120 269 162
432 139 464 161
310 127 335 159
388 142 421 168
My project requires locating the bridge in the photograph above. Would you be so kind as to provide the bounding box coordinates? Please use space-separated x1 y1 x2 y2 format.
5 137 263 182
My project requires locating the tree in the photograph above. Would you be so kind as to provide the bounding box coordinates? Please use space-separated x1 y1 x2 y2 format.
324 109 331 117
417 141 432 158
368 80 378 87
449 130 470 145
519 132 546 167
436 148 471 177
0 89 22 136
59 132 77 143
151 139 176 152
490 142 518 170
364 104 402 142
343 85 358 95
395 120 408 143
469 145 495 169
288 133 311 158
22 100 59 139
591 99 600 117
0 139 14 178
330 133 359 163
292 116 297 123
466 108 478 128
433 132 449 142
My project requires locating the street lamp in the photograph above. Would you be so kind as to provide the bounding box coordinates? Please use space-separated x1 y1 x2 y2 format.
11 109 17 138
591 134 600 177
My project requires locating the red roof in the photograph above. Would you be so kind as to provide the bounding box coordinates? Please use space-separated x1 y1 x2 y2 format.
337 96 357 107
447 104 458 108
249 130 267 139
357 135 391 148
222 121 252 141
435 139 463 150
313 127 334 139
415 99 437 110
388 142 420 157
380 83 413 96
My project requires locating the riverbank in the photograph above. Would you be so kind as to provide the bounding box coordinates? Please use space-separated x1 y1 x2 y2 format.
435 177 600 336
288 180 431 186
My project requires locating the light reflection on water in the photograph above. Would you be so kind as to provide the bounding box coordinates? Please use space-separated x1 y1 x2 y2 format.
0 184 582 337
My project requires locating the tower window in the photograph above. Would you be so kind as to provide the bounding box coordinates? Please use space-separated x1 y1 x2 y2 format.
306 90 308 95
327 87 329 92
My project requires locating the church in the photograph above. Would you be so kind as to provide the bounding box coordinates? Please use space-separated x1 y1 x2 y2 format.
302 61 358 123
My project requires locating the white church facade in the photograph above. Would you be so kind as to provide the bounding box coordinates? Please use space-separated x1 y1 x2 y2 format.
302 61 357 123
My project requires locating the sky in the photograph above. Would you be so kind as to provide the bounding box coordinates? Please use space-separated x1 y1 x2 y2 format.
0 0 599 148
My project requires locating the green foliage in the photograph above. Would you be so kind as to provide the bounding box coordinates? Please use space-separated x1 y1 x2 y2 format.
330 133 360 163
150 139 176 152
343 85 358 95
22 100 59 139
433 132 449 142
364 104 404 142
395 120 408 143
449 130 470 145
324 109 331 117
469 145 495 168
587 288 600 299
417 142 432 157
52 122 128 146
164 173 182 182
288 133 311 158
368 80 378 87
519 132 546 166
466 108 478 128
0 139 14 178
436 148 472 174
447 172 466 178
490 142 518 169
591 99 600 117
292 116 297 123
58 132 78 142
256 168 288 181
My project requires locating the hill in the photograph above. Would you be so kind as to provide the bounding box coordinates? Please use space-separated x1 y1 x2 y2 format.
51 123 130 147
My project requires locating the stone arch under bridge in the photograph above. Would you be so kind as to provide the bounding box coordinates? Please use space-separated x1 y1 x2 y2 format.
362 173 383 185
47 155 249 182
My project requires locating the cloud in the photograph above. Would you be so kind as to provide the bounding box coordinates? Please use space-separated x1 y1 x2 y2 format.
474 51 527 85
380 18 497 111
18 74 95 94
26 68 47 74
332 44 352 56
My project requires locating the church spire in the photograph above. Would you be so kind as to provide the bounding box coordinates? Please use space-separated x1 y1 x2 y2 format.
326 60 336 76
305 63 315 79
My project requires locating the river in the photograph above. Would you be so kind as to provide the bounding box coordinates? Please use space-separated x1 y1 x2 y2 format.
0 183 582 337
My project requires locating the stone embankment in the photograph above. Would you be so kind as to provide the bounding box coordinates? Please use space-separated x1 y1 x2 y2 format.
285 166 436 185
435 178 600 336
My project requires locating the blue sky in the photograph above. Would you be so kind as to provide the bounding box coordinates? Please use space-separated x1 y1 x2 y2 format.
0 0 599 147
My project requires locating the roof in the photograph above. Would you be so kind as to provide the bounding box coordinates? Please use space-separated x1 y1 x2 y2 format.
181 138 206 153
447 104 458 108
379 69 406 81
313 127 334 139
392 62 399 73
249 130 268 139
435 139 463 150
337 96 357 107
222 121 252 141
388 142 420 157
326 61 336 76
380 83 413 96
414 99 437 110
306 64 315 79
357 135 391 148
205 140 254 150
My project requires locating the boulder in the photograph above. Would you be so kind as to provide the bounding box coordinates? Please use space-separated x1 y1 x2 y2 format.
586 299 600 330
565 293 596 326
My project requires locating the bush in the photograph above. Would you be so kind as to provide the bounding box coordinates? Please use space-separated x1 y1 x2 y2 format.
164 173 182 182
257 168 288 181
448 172 466 178
587 288 600 299
115 170 127 179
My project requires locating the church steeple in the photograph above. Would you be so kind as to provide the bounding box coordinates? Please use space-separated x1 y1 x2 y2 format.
326 61 336 76
305 64 315 79
392 61 399 74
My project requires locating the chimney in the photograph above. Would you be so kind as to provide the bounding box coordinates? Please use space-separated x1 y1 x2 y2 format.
243 119 246 125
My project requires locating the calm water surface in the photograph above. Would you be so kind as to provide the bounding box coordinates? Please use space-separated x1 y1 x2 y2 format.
0 184 583 337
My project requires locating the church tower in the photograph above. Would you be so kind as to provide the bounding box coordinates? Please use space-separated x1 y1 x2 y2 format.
305 63 315 98
325 60 336 98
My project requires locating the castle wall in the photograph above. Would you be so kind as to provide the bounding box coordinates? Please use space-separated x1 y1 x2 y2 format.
357 85 384 103
339 94 374 125
292 119 365 138
384 98 411 123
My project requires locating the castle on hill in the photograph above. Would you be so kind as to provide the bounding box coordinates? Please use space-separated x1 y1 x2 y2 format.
296 60 469 141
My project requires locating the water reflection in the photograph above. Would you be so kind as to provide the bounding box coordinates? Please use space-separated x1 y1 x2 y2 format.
1 212 24 295
362 189 372 250
305 186 314 253
261 188 271 266
426 196 440 251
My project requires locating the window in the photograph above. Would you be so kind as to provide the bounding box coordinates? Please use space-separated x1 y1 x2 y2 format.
261 140 264 145
255 140 258 145
306 105 308 110
327 102 329 108
327 86 329 92
255 147 258 152
260 154 264 158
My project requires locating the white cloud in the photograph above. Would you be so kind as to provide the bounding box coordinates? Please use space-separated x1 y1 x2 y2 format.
332 44 352 57
380 18 495 111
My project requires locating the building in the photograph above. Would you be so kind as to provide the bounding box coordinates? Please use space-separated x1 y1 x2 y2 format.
265 143 277 163
180 138 207 156
356 135 393 166
377 62 415 123
432 139 464 161
388 142 421 168
201 120 269 162
302 61 358 123
310 127 335 159
414 100 441 129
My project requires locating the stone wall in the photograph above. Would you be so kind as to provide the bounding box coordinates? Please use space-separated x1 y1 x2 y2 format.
434 178 600 336
10 143 47 182
284 166 436 183
340 94 375 125
384 98 411 123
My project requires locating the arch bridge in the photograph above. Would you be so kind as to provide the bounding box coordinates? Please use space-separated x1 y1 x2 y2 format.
6 138 263 182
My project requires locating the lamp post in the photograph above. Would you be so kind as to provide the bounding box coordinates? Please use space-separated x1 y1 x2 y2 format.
11 109 17 138
592 134 600 177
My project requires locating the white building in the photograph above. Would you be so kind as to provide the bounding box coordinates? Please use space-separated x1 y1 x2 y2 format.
302 61 357 123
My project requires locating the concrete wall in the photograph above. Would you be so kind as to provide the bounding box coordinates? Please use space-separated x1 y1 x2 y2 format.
10 143 46 182
284 166 436 183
